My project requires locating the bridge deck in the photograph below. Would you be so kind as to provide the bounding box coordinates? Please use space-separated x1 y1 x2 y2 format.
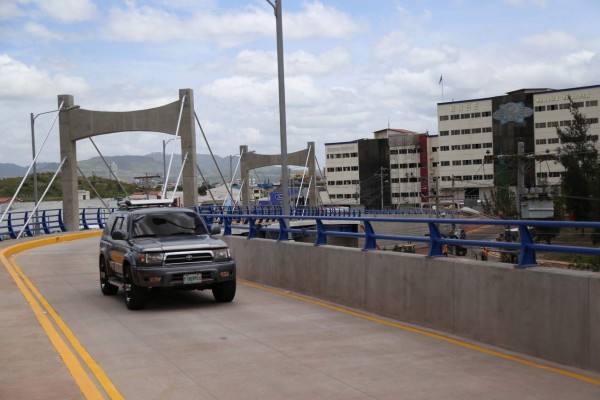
2 236 600 399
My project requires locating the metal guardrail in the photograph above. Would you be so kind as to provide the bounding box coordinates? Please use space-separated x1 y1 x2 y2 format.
199 213 600 268
3 205 598 269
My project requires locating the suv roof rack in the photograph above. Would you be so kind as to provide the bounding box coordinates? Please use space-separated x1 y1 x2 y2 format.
118 199 176 210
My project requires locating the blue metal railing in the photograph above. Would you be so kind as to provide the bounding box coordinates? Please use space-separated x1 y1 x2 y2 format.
2 205 598 269
199 213 600 268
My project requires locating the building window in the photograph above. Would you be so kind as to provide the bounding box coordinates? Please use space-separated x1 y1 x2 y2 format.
452 160 461 166
483 142 493 148
450 115 460 120
461 113 470 119
536 139 547 145
535 122 547 128
351 152 358 157
484 174 493 180
432 162 439 167
560 120 571 127
462 175 472 181
559 103 570 110
327 167 334 172
472 128 482 134
391 150 398 155
432 147 438 152
548 138 559 144
390 164 398 169
482 111 491 117
482 127 492 132
439 131 449 136
451 130 460 135
471 112 481 118
439 115 449 121
587 118 599 124
461 129 471 134
451 145 461 150
352 166 359 171
473 175 483 180
548 104 558 111
473 159 482 164
472 143 482 149
586 100 598 107
549 172 561 178
535 105 546 112
441 161 450 166
463 160 472 165
462 144 472 150
440 146 449 151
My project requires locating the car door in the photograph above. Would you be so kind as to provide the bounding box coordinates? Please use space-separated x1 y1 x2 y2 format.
108 214 129 276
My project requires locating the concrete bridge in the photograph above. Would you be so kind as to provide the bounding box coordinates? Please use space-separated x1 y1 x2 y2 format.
1 231 600 399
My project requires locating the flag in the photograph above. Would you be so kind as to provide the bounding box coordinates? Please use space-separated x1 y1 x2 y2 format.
439 75 443 85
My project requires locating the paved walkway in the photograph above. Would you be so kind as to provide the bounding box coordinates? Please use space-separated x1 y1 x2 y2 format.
2 235 600 399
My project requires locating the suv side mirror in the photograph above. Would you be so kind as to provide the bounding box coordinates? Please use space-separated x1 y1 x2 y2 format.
210 225 222 235
111 230 127 240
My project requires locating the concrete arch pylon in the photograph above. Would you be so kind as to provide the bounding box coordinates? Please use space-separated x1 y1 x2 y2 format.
239 142 317 207
58 89 198 231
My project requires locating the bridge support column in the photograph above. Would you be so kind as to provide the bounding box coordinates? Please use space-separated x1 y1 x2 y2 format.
58 94 79 231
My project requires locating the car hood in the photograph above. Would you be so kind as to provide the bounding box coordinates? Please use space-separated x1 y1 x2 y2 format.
130 235 227 252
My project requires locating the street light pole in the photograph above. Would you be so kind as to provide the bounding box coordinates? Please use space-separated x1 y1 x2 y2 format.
162 138 177 191
266 0 289 216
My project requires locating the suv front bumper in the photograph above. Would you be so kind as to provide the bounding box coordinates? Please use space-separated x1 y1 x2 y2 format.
133 260 236 288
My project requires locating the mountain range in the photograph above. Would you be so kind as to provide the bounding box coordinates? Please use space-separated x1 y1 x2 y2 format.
0 153 287 185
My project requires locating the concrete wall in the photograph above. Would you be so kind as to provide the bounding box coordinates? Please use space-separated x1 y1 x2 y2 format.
223 236 600 373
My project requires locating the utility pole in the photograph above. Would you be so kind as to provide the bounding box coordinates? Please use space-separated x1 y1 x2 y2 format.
516 141 525 219
375 167 388 210
134 173 161 199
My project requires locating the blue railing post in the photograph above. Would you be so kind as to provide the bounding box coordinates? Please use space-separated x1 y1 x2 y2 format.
362 220 377 250
428 222 443 257
248 217 259 239
224 217 232 236
315 219 327 246
277 217 289 241
518 225 537 267
81 208 89 230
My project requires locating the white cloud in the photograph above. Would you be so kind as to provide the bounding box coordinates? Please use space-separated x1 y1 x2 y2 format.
24 22 63 41
33 0 98 23
521 30 577 50
373 31 411 60
562 50 596 66
0 1 23 21
234 47 352 77
0 54 89 101
102 1 362 44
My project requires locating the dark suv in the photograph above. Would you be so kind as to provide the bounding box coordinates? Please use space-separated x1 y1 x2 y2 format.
99 200 236 310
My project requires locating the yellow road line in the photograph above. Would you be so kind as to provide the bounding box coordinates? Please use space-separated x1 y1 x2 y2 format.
0 231 124 399
240 280 600 387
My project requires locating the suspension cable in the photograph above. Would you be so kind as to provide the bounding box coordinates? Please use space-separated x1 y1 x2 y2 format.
88 137 129 198
223 150 244 206
295 144 312 207
194 111 233 202
162 94 186 199
17 157 66 239
77 166 110 210
0 101 64 226
172 152 189 200
315 157 332 206
196 164 217 204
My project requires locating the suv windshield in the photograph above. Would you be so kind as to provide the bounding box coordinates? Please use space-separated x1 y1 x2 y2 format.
131 211 208 238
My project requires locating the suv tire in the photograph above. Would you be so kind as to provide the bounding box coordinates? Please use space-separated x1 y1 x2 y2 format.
212 279 236 303
99 258 119 296
124 266 147 310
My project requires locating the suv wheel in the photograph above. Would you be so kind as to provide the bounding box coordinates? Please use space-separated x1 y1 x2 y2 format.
212 279 236 303
99 258 119 295
124 266 147 310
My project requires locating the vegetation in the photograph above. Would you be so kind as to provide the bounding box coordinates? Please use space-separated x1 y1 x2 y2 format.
556 96 600 222
0 173 139 201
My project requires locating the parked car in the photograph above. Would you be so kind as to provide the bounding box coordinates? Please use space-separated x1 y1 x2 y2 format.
98 199 236 310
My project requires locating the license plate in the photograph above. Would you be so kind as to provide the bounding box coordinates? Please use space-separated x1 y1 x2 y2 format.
183 273 202 284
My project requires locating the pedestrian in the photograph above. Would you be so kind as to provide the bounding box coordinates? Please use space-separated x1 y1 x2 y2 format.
481 247 489 261
442 244 448 257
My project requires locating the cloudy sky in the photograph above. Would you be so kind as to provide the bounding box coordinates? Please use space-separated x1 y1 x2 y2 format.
1 0 599 170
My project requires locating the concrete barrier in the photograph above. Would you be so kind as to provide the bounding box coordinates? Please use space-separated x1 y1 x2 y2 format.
223 236 600 373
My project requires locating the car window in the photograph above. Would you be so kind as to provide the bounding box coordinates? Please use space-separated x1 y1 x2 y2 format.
131 211 208 238
103 214 116 236
112 216 126 234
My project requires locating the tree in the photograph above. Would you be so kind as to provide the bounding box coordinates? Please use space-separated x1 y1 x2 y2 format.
556 96 600 222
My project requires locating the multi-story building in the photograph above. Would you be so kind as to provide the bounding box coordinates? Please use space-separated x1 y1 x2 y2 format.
324 84 600 210
436 85 600 205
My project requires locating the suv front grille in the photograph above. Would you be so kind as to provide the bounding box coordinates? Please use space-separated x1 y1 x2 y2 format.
165 251 213 265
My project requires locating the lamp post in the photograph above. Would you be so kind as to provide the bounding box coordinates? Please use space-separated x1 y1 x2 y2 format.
162 138 178 190
265 0 289 216
30 105 79 235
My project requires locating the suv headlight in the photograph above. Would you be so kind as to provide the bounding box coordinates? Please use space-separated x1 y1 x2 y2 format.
213 248 230 261
137 253 164 265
